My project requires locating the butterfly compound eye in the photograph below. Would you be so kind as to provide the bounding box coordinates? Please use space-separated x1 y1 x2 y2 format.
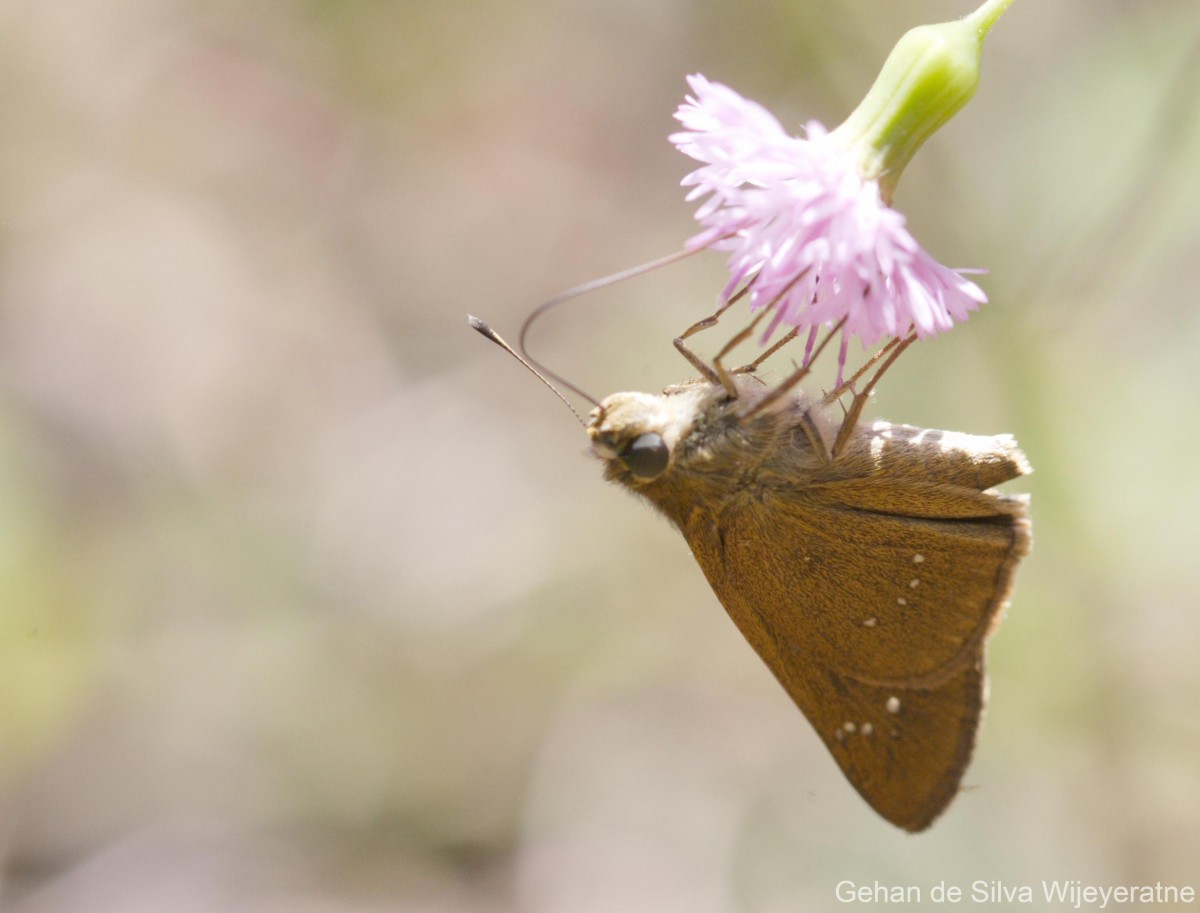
621 432 669 480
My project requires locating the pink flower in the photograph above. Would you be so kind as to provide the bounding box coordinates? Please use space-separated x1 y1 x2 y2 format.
670 74 985 360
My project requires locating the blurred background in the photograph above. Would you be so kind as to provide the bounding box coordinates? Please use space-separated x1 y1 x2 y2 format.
1 0 1198 910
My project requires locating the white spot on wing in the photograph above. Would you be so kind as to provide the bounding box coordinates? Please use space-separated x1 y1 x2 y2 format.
886 696 901 714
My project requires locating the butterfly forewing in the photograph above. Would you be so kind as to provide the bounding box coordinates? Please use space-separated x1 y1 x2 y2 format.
705 494 1028 687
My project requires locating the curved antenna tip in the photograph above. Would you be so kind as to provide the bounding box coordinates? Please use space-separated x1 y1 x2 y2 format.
468 313 591 427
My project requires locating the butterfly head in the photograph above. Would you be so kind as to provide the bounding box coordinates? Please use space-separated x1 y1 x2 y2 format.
587 381 721 485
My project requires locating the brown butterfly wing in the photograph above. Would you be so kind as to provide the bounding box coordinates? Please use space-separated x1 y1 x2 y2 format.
711 498 1027 686
677 431 1029 831
788 651 986 832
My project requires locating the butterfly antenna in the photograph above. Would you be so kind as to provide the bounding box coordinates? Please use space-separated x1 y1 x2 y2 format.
468 316 590 427
471 247 705 423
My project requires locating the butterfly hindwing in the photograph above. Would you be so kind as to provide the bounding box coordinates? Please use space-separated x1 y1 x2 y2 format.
802 653 987 831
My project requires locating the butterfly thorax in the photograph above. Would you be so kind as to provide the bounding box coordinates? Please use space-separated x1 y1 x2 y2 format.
587 374 843 530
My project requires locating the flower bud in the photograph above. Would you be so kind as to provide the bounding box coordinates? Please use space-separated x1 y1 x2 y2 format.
830 0 1014 202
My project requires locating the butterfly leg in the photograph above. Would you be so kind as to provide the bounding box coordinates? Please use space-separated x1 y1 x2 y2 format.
674 286 755 393
676 285 749 343
676 269 817 381
676 304 774 398
673 336 721 385
706 309 775 396
743 319 847 421
831 333 917 458
822 336 904 406
733 326 801 374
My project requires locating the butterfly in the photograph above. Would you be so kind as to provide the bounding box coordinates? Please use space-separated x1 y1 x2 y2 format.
471 314 1030 831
